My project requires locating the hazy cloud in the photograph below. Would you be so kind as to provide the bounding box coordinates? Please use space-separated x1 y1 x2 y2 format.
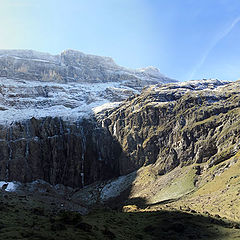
189 16 240 80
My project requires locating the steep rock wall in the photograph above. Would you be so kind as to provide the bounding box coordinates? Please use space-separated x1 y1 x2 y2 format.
1 79 239 189
102 80 240 175
0 117 121 188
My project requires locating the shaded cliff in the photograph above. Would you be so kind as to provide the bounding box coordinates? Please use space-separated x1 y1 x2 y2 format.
0 117 121 188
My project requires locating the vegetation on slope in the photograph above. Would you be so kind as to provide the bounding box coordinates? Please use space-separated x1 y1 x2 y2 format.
0 191 240 240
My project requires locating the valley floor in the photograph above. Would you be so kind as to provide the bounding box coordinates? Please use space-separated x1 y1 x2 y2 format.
0 190 240 240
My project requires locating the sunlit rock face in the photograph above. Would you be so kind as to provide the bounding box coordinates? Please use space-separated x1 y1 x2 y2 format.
0 49 176 85
102 79 240 175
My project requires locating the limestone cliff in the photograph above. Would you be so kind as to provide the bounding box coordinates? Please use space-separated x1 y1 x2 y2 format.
0 49 176 85
0 49 176 188
102 79 240 175
0 117 121 188
1 78 240 191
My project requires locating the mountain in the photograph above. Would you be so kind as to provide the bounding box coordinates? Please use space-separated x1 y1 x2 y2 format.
0 49 175 85
0 49 176 124
0 49 176 188
0 49 239 239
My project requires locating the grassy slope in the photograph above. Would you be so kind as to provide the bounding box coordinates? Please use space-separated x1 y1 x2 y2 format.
0 192 240 240
175 156 240 222
0 151 240 239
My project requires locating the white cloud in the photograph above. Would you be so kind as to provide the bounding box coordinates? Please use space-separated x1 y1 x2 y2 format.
189 16 240 80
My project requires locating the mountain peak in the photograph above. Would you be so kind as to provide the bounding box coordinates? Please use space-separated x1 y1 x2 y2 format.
60 49 117 68
0 49 176 85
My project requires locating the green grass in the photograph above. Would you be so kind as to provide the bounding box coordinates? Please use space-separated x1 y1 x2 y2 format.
149 167 196 204
1 189 240 240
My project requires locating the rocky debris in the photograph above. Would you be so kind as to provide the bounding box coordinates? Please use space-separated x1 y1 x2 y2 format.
71 171 137 205
0 183 8 191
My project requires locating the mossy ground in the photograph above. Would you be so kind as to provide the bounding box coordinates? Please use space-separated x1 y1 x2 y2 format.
0 191 240 240
149 167 196 204
0 157 240 240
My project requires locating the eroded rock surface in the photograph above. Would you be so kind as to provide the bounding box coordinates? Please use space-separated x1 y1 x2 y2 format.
102 79 240 175
1 78 240 190
0 49 176 85
0 117 121 188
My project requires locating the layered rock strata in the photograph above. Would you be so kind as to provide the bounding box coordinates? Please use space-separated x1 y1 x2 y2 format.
0 117 121 188
102 79 240 175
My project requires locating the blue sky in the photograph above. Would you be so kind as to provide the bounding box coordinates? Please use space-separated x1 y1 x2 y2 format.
0 0 239 81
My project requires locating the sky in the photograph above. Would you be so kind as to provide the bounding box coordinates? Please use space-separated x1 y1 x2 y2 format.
0 0 240 81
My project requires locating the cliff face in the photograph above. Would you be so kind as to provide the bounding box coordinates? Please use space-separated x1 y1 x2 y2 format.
1 78 240 189
0 49 177 188
1 77 239 191
103 79 240 175
0 49 176 85
0 117 121 188
1 49 239 194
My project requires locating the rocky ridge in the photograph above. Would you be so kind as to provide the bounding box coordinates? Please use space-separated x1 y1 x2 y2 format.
0 49 175 85
0 49 176 124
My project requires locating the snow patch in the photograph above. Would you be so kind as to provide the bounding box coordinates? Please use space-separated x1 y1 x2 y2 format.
93 102 121 114
0 181 21 192
0 77 133 124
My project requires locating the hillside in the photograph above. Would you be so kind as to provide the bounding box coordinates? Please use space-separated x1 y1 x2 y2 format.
0 50 239 239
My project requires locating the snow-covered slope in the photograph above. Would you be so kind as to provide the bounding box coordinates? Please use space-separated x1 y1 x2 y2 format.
0 49 177 124
0 77 135 124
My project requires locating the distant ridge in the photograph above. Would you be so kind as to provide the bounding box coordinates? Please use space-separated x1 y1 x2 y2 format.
0 49 177 84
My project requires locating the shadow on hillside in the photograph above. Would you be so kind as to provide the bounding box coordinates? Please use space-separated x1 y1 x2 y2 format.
100 209 238 240
1 191 239 240
125 197 183 208
102 195 240 239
